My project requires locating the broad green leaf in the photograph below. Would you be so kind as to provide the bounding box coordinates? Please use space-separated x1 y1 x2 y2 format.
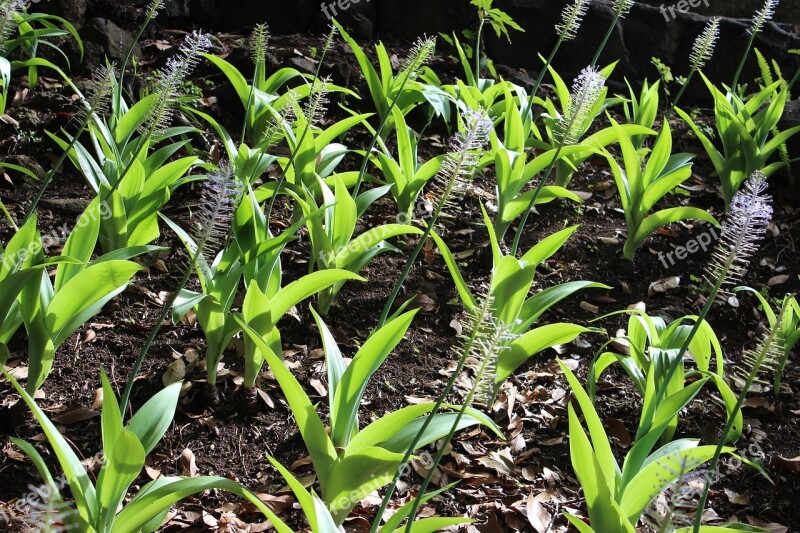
126 382 182 455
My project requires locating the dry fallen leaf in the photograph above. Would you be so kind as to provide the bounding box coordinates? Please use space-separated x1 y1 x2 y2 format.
648 276 680 297
163 358 186 387
180 448 198 477
526 493 552 533
51 407 100 425
767 275 790 287
724 489 751 506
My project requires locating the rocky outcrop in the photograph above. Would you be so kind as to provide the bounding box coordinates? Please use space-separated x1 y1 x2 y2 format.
484 1 799 98
28 1 798 93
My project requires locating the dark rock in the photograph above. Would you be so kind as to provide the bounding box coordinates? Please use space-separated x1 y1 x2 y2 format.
484 0 799 102
27 0 87 27
83 17 141 63
286 56 317 75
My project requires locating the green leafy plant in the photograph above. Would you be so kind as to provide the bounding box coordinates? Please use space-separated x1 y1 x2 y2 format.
691 296 789 532
588 310 742 445
0 0 83 87
439 212 608 399
560 360 745 533
266 449 470 532
513 65 607 255
621 79 660 150
0 216 73 364
754 48 793 183
50 33 213 252
291 175 420 314
166 177 362 400
602 117 719 259
237 269 363 395
16 201 145 394
528 62 623 189
676 73 800 206
236 308 501 525
377 107 493 328
736 288 799 392
202 24 308 146
469 0 524 79
336 22 436 141
373 107 445 221
2 368 292 533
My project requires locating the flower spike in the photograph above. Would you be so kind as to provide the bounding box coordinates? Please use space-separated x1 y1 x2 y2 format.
141 31 212 135
554 66 606 146
750 0 779 35
76 64 116 123
613 0 635 17
425 108 493 213
146 0 166 20
704 171 773 301
192 165 242 265
250 23 269 66
399 35 436 83
689 17 720 71
556 0 589 41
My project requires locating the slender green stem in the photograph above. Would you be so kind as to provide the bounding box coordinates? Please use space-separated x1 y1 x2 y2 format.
0 200 17 229
691 308 784 533
118 261 194 417
368 297 491 533
510 143 564 256
474 15 487 82
350 67 418 200
731 31 757 93
787 67 800 93
376 215 436 329
403 322 501 530
667 68 698 119
521 38 563 131
591 14 621 67
22 119 90 223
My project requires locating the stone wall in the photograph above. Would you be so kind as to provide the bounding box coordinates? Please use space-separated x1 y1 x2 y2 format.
38 1 800 93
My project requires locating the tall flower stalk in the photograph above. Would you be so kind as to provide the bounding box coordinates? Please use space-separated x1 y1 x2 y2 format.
23 65 116 223
376 108 492 329
98 31 211 208
116 0 165 108
732 0 780 91
403 302 516 530
691 299 786 532
640 172 773 437
512 66 605 256
349 34 436 199
590 0 634 67
265 25 337 222
118 166 241 417
670 17 720 114
369 293 496 533
521 0 589 129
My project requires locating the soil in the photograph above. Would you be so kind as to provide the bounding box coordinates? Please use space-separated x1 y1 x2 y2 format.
0 21 799 533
